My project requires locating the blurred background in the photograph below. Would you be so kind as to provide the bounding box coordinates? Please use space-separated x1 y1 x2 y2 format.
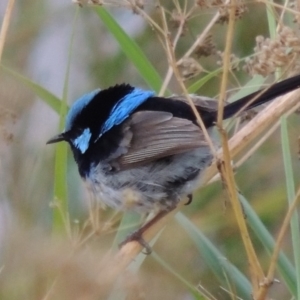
0 0 300 299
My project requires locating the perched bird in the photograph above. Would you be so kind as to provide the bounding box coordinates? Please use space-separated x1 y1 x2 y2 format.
47 75 300 251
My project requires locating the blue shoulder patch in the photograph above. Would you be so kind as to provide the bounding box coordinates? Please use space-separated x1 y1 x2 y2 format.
65 89 101 131
100 88 154 136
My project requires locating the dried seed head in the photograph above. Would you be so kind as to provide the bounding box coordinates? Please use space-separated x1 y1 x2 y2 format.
214 0 248 24
170 9 188 35
289 1 300 25
244 26 300 76
72 0 103 6
130 0 144 14
194 34 216 57
196 0 211 8
216 51 240 71
178 57 203 80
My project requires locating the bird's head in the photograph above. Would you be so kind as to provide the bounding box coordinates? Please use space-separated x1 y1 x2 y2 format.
47 84 154 156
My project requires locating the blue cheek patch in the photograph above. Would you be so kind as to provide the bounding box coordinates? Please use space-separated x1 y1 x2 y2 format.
100 88 154 137
73 128 92 154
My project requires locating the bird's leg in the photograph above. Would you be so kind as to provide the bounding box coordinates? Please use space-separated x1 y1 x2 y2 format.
119 207 175 254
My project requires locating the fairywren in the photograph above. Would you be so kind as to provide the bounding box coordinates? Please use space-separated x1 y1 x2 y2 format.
47 75 300 251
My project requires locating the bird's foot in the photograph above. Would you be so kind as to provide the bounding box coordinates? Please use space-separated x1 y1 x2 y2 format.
119 230 152 254
118 207 176 255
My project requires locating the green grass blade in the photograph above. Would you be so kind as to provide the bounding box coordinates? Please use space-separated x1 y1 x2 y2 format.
188 72 265 98
93 7 162 93
281 116 300 297
52 8 80 232
152 252 206 300
187 69 221 94
0 62 69 232
175 212 252 299
238 193 297 295
228 75 266 102
0 64 61 113
1 61 68 231
51 91 68 232
1 65 67 231
265 0 276 39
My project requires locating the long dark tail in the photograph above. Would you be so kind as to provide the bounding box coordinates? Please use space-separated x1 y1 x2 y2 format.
203 74 300 127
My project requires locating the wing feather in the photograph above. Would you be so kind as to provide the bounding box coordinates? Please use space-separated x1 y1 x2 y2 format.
117 111 208 169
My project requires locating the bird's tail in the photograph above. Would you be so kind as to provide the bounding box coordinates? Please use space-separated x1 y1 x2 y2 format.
203 74 300 126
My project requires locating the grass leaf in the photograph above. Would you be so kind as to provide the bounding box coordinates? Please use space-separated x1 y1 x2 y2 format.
0 64 61 113
93 7 162 93
280 117 300 297
239 193 297 295
176 212 252 300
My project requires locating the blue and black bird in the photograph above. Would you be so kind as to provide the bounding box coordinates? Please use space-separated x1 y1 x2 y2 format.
47 75 300 250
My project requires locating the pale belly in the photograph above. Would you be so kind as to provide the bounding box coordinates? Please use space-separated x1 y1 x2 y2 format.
84 147 213 214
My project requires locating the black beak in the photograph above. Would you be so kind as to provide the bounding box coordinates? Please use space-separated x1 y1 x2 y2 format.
46 133 66 144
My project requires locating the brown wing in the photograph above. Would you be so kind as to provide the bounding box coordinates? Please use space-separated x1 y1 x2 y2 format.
117 111 208 169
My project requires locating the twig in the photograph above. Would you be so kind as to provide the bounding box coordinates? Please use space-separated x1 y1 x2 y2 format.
257 186 300 300
158 3 218 157
0 0 15 62
177 0 230 65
